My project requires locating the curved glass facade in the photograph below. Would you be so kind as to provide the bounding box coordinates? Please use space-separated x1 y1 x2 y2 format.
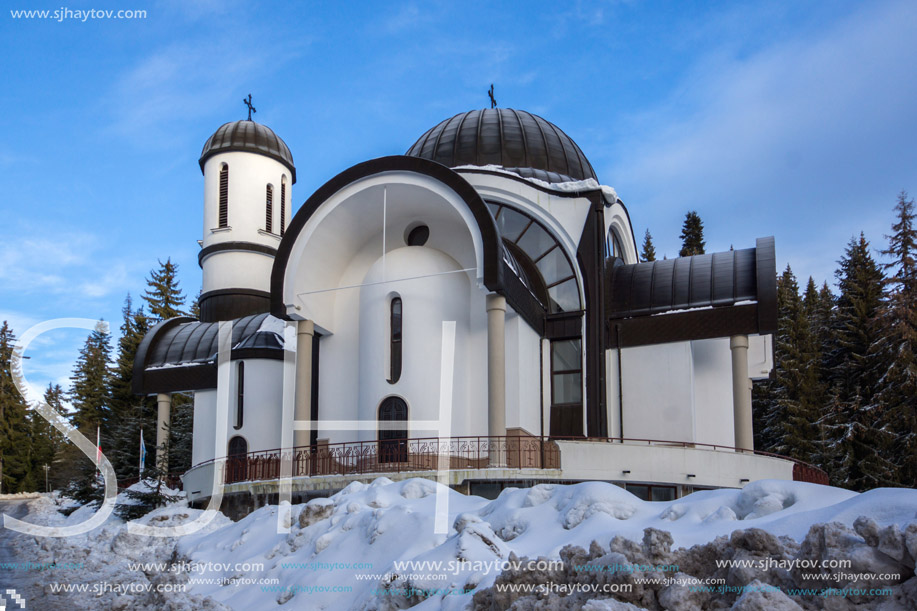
487 202 582 313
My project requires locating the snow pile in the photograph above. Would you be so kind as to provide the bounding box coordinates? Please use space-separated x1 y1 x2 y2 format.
7 479 917 610
10 490 231 610
173 479 914 610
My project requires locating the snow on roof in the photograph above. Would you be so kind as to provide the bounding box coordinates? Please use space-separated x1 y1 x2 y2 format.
454 164 619 204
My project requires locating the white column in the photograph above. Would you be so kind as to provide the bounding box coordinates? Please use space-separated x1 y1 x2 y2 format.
731 335 754 452
156 393 172 472
294 320 314 448
487 294 507 465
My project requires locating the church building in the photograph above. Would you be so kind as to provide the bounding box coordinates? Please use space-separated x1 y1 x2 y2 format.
134 103 826 508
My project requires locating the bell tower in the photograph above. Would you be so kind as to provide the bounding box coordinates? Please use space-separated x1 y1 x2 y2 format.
197 98 296 322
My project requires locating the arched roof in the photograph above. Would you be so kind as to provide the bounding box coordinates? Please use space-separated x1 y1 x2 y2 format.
406 108 597 184
200 120 296 183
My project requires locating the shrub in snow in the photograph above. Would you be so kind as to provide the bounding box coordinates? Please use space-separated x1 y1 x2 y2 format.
115 476 183 520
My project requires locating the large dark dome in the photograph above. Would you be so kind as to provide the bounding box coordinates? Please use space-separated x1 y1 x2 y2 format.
406 108 597 184
200 120 296 183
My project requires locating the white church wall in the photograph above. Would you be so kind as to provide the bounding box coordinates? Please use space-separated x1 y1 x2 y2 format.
192 390 216 466
691 338 736 447
231 359 284 454
747 334 774 380
617 342 696 443
357 246 477 442
504 311 543 436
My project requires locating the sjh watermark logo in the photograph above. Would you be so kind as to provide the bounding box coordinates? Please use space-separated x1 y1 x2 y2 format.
0 588 26 610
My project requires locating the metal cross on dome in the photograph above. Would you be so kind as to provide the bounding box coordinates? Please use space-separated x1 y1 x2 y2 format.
243 94 256 120
488 84 497 109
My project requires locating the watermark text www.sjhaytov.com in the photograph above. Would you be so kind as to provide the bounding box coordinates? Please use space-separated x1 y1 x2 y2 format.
10 7 147 22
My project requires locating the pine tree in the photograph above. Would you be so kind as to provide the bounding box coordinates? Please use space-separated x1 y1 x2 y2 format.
27 384 65 492
167 394 194 474
640 229 657 262
0 322 33 493
69 321 112 432
822 234 896 489
143 258 187 321
190 289 202 320
764 267 823 462
875 192 917 486
106 295 156 480
65 321 112 506
679 211 706 257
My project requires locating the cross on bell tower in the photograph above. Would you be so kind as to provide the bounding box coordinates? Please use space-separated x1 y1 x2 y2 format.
243 93 256 120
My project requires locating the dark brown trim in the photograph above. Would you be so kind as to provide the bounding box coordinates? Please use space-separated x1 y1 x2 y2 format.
198 241 278 268
271 155 503 320
200 287 272 300
577 192 608 438
755 237 778 334
200 146 297 184
607 304 759 349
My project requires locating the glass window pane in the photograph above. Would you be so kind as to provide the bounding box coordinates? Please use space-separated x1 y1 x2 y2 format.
549 278 581 312
535 248 571 286
626 484 650 501
552 372 582 404
552 339 581 372
495 208 529 242
651 487 676 502
517 224 555 260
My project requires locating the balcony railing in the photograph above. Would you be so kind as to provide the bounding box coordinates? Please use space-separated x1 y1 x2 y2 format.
220 436 559 484
196 435 829 487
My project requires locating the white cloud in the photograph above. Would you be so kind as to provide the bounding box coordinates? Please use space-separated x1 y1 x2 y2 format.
605 0 917 284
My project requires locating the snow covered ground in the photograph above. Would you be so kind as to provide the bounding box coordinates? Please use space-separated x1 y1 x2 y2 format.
4 478 916 610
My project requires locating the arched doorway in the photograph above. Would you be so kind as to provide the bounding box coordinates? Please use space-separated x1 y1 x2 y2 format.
227 435 248 482
378 397 408 464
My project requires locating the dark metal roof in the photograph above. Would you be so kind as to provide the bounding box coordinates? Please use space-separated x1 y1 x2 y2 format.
607 248 758 318
132 313 285 394
199 120 296 183
406 109 597 184
605 238 778 348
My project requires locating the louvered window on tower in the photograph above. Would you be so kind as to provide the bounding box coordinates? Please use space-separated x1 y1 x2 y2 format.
280 178 287 236
218 164 229 228
265 184 273 233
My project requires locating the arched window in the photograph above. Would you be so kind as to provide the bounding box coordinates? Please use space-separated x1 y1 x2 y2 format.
388 297 402 383
227 435 248 482
265 184 273 233
378 397 407 463
605 227 625 261
280 176 287 237
234 361 244 430
486 201 581 312
218 164 229 228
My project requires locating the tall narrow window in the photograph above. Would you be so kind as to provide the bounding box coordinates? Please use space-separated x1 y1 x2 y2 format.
378 397 408 463
218 164 229 228
388 297 402 383
550 338 584 437
235 361 244 430
280 177 287 236
265 184 274 233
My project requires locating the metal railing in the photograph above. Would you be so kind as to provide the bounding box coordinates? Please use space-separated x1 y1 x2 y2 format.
193 435 829 487
221 436 560 484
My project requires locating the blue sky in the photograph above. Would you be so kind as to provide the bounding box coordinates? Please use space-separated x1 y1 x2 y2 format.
2 0 916 397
